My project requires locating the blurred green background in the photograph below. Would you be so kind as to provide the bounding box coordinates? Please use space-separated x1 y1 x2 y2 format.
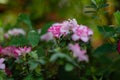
0 0 119 48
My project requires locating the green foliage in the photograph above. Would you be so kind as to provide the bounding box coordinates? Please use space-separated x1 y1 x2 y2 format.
0 70 6 80
28 60 38 70
9 35 28 46
0 28 4 42
27 30 39 47
97 26 115 38
23 74 33 80
114 11 120 26
40 22 53 35
93 43 116 57
65 63 74 72
29 51 38 59
17 14 33 30
1 0 120 79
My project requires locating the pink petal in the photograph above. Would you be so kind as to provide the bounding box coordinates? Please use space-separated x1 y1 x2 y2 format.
0 58 5 63
78 54 89 62
72 34 80 41
41 32 54 41
25 47 31 53
0 64 5 69
80 36 89 42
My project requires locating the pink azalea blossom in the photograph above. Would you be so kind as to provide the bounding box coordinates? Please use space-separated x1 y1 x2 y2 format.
40 32 54 41
14 46 31 56
4 28 26 38
0 58 5 69
72 25 93 42
69 43 88 62
48 23 62 38
60 21 70 35
48 19 78 38
48 19 93 42
0 46 2 53
1 46 18 58
4 33 9 39
68 19 78 28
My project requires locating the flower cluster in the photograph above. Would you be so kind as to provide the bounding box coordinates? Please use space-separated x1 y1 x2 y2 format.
47 19 93 42
43 19 93 62
0 46 31 58
69 43 88 62
0 18 94 79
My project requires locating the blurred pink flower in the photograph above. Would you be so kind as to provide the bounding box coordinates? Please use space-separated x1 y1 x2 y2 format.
69 43 88 62
48 23 61 38
48 19 93 42
4 28 26 38
0 58 5 69
68 19 78 28
1 46 18 58
72 25 93 42
14 46 31 56
0 46 2 53
40 32 54 41
4 33 9 39
117 40 120 53
60 21 70 35
48 19 77 38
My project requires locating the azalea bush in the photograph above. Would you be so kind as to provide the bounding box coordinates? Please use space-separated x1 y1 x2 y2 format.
0 16 94 80
0 0 120 80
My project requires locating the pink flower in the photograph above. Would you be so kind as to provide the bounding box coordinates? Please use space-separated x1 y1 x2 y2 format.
69 43 88 62
4 33 9 39
14 46 31 56
48 19 76 38
48 23 62 38
48 19 93 41
1 46 18 58
0 58 5 69
40 32 54 41
68 19 78 28
0 46 2 53
4 28 26 38
117 40 120 53
8 28 26 36
60 21 70 35
72 25 93 42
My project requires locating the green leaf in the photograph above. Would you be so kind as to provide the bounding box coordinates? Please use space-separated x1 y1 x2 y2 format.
9 35 28 46
0 19 3 27
50 52 79 68
114 11 120 26
50 53 64 62
84 11 96 13
99 4 109 8
93 43 116 57
36 46 45 57
37 59 46 65
0 28 4 42
29 51 38 59
28 60 38 70
91 0 97 7
17 13 33 29
65 63 74 72
0 70 6 80
23 74 33 80
28 30 39 47
40 22 53 35
97 26 115 38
